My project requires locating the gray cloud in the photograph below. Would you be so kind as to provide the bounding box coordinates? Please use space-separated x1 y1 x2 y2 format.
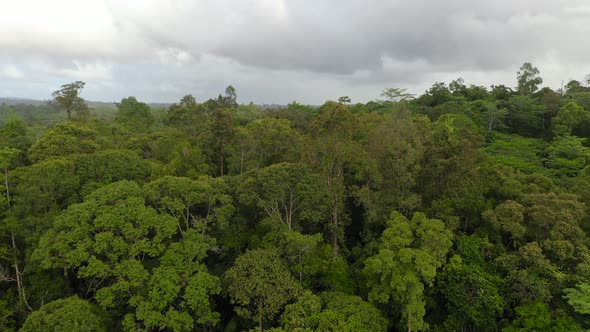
1 0 590 104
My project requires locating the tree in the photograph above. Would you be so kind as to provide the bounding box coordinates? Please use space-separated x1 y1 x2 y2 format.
479 100 508 135
20 296 105 332
553 102 590 136
380 88 415 102
51 81 88 120
114 96 154 132
564 283 590 315
224 249 301 331
210 106 233 176
227 118 301 174
516 63 543 96
281 291 388 331
438 236 505 331
167 95 208 139
237 163 328 231
144 175 234 236
218 85 238 108
28 122 99 162
502 302 581 332
33 181 223 330
305 100 369 255
364 212 452 331
338 96 351 104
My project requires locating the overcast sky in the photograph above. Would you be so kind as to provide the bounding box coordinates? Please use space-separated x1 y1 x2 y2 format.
1 0 590 104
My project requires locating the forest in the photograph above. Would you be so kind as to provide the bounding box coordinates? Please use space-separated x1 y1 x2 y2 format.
1 63 590 331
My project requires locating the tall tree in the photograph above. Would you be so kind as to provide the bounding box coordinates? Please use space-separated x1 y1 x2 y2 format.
224 249 301 331
51 81 88 120
517 63 543 96
364 212 452 331
114 96 154 132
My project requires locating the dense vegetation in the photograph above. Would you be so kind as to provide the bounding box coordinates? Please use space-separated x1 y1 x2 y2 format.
2 63 590 331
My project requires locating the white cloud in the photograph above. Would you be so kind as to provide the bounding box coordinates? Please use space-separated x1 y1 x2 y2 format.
0 0 589 103
2 65 24 79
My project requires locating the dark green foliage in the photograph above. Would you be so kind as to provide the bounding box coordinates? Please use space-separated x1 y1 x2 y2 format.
113 97 154 133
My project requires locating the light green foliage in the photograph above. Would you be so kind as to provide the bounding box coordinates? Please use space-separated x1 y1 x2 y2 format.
281 291 387 332
502 302 581 332
483 133 546 174
20 296 105 332
34 180 176 289
224 249 301 329
144 175 234 235
28 122 99 162
114 96 154 133
564 283 590 315
363 212 452 331
124 230 221 331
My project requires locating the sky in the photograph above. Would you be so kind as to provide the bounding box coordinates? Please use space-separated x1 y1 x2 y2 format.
1 0 590 105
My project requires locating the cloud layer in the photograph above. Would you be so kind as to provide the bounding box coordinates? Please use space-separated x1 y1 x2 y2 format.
1 0 590 104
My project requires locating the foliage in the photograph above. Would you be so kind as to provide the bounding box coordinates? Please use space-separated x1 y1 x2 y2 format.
20 296 105 332
7 74 590 331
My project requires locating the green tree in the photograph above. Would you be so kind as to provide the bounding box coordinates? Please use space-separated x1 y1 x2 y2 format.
564 283 590 315
144 175 234 236
380 88 415 102
51 81 88 120
553 102 590 136
20 296 105 332
502 302 581 332
114 96 154 132
227 118 301 174
517 63 543 96
363 212 452 331
28 122 99 162
33 181 222 330
238 163 328 231
224 249 301 331
439 236 505 331
305 100 370 255
281 291 388 332
167 95 209 139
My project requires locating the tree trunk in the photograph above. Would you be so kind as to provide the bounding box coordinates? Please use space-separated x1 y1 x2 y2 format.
219 144 224 177
6 167 31 311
